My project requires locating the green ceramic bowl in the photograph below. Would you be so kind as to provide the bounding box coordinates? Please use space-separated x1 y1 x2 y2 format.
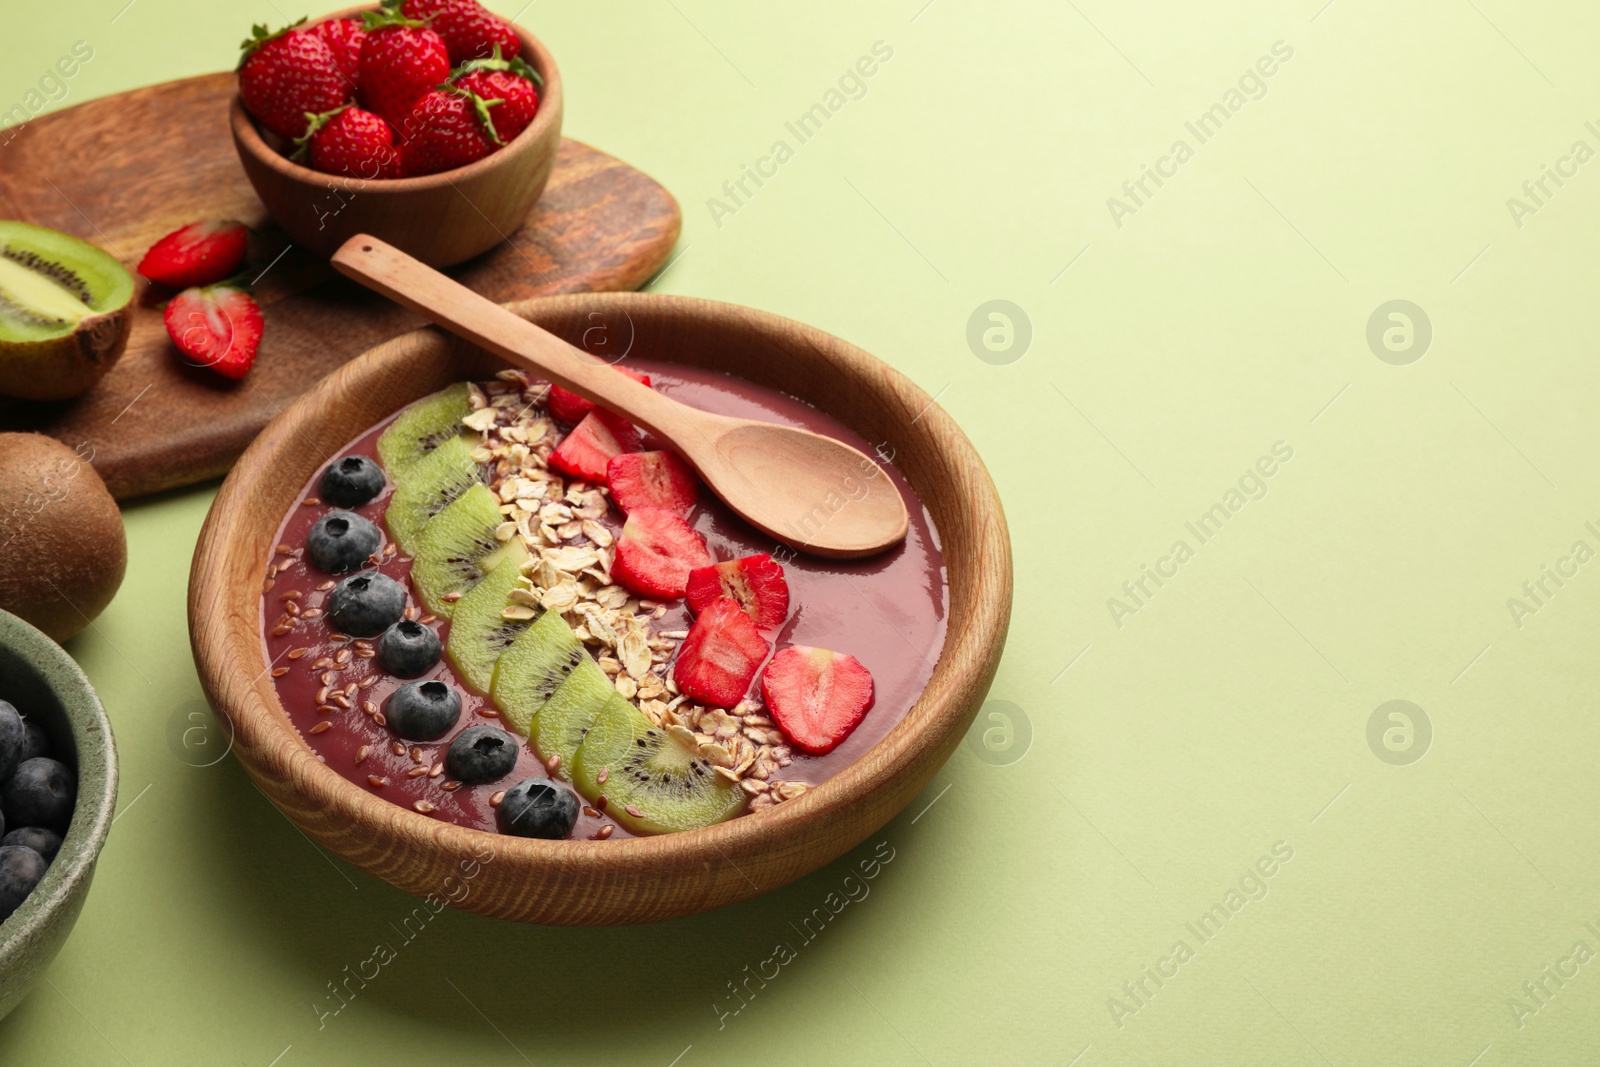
0 609 117 1022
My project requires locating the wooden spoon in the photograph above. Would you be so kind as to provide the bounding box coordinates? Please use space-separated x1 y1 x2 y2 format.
331 235 909 559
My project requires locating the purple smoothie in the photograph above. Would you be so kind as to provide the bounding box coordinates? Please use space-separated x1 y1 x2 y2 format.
261 359 948 839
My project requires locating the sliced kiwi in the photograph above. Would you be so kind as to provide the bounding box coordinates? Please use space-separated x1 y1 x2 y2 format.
571 698 746 834
0 221 136 401
377 383 477 477
527 654 615 779
444 549 535 693
491 609 589 737
410 483 522 618
384 435 482 554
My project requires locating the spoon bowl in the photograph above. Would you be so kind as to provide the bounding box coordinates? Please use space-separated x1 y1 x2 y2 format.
331 236 909 558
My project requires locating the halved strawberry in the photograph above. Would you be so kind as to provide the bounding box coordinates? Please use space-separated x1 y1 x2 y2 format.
686 554 789 630
606 450 699 515
761 647 874 755
674 597 770 709
163 286 263 380
612 506 711 599
547 367 651 424
548 410 640 484
137 220 248 288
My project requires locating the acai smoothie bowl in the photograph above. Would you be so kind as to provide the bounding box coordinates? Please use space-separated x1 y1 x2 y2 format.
189 292 1010 924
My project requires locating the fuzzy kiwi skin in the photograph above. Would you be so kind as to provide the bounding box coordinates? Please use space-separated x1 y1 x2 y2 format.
0 304 133 401
0 433 127 641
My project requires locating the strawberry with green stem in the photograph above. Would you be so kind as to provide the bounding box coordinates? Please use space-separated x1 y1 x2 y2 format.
358 8 451 128
398 85 507 176
294 105 402 179
449 47 542 143
238 18 349 141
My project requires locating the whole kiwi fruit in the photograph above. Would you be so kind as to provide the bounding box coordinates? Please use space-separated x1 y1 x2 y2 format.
0 433 126 641
0 221 136 401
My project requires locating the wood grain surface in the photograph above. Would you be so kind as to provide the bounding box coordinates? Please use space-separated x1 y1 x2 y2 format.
0 72 681 500
188 292 1012 926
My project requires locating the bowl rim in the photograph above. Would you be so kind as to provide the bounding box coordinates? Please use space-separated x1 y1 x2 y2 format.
0 609 119 948
229 3 563 192
190 292 1011 919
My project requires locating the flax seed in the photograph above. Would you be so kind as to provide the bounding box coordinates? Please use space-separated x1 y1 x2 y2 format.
414 800 436 814
596 824 614 839
271 666 289 678
429 762 443 778
407 766 428 778
271 622 292 636
356 647 376 659
331 694 351 710
316 580 335 591
489 790 506 807
276 544 293 555
287 647 309 660
583 806 601 819
301 608 323 620
441 780 461 792
279 590 301 601
309 720 332 735
596 766 608 785
359 676 379 689
312 657 332 670
545 753 561 774
355 745 370 764
303 496 321 506
391 741 406 757
316 705 338 716
335 648 352 665
368 775 387 787
263 578 276 594
362 700 378 716
373 712 386 726
315 686 330 704
409 746 424 763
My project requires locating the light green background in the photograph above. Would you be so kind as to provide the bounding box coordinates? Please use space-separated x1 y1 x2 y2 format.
2 0 1597 1064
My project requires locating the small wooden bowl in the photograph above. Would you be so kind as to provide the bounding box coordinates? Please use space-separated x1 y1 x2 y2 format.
188 294 1012 924
229 7 563 267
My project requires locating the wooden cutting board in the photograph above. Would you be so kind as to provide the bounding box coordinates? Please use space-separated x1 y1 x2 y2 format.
0 72 681 500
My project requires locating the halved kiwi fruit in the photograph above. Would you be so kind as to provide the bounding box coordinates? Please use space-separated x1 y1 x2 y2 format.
384 435 482 554
377 383 476 477
410 483 522 617
0 221 136 401
491 608 589 737
527 654 615 780
571 698 746 834
444 550 536 694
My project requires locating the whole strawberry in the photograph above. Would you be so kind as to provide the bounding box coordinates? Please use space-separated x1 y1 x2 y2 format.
313 17 366 89
238 20 349 141
399 0 519 64
298 106 401 179
399 88 501 176
164 286 264 380
451 53 541 143
358 10 451 129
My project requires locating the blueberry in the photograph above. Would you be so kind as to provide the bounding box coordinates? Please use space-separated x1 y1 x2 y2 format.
0 845 47 923
2 827 61 863
306 510 382 574
319 455 386 508
326 573 406 637
445 725 518 784
386 680 461 741
0 701 22 783
496 778 580 840
19 717 51 763
2 757 75 833
376 620 442 678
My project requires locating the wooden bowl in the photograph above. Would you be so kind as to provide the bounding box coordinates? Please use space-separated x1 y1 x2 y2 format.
188 293 1011 924
229 7 563 267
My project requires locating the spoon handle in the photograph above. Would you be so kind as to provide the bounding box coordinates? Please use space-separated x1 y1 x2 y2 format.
330 235 686 439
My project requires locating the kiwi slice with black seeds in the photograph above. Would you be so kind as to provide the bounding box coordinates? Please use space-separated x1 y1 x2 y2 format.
571 697 746 834
444 547 536 693
376 383 476 477
384 435 483 554
410 483 522 618
527 655 615 780
491 608 589 737
0 221 135 401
